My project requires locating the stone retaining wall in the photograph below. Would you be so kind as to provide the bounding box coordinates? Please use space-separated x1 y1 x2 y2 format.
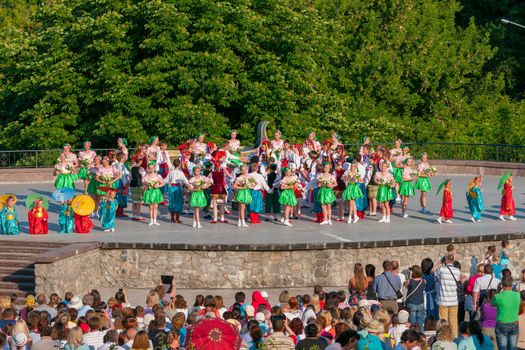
34 238 525 292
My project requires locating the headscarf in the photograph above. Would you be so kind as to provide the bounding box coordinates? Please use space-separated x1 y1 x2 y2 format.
149 136 158 145
251 291 271 311
418 152 426 161
147 160 156 167
119 138 128 146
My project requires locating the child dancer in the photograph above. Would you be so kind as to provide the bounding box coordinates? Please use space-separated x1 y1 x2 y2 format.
317 162 336 225
209 152 228 224
99 188 119 232
234 164 253 228
58 200 74 234
500 174 516 221
142 161 164 226
54 153 78 190
117 137 129 161
342 162 363 224
78 141 96 194
156 141 172 203
0 196 20 235
188 166 211 228
466 176 484 223
375 161 395 223
437 179 453 224
394 144 410 202
248 162 270 224
279 168 298 226
87 155 102 217
414 152 436 214
95 156 121 200
130 160 145 221
167 158 189 223
265 163 281 221
28 198 48 234
399 158 416 218
114 152 130 217
74 200 94 234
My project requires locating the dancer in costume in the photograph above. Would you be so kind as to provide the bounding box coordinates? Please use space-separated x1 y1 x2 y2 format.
142 161 164 226
62 143 78 167
330 133 343 151
228 130 241 157
167 158 189 224
334 162 346 222
234 164 254 228
270 130 284 161
113 152 130 217
279 168 299 227
58 200 74 234
209 152 229 224
117 137 129 161
130 159 145 221
375 161 395 223
303 131 321 153
147 136 160 162
156 141 172 180
99 188 118 232
394 144 411 203
54 153 78 190
342 162 364 224
265 163 281 222
87 155 102 217
390 139 403 200
188 166 211 228
317 162 337 225
194 134 207 164
437 179 453 224
399 157 416 218
0 196 20 235
95 156 121 199
28 198 48 234
74 212 94 234
499 173 516 221
466 176 484 223
78 141 96 194
354 154 368 220
248 163 270 224
414 152 436 213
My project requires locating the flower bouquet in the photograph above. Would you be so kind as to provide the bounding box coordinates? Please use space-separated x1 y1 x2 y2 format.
147 179 159 189
284 177 299 190
100 175 113 183
193 178 208 191
423 166 437 176
319 176 333 188
347 172 361 184
410 169 419 178
392 149 402 157
79 155 91 167
196 150 207 159
63 164 73 174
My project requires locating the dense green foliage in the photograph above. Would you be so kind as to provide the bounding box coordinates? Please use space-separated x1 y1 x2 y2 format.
0 0 524 149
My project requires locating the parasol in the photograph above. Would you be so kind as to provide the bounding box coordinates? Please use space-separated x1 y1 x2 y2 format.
70 195 95 216
0 194 17 207
436 179 451 196
25 194 49 210
186 317 242 350
497 171 511 190
52 188 77 202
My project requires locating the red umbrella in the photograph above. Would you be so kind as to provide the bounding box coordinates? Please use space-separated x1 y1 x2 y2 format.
186 317 242 350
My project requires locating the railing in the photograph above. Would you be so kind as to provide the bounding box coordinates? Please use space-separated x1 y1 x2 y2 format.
0 143 524 168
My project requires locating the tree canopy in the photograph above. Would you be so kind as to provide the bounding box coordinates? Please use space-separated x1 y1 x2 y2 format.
0 0 524 149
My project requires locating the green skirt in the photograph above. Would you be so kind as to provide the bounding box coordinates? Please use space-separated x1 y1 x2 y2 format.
318 187 336 205
342 183 363 201
143 188 163 204
279 189 297 206
235 188 252 204
78 167 88 180
87 177 101 195
414 177 432 192
377 185 395 203
399 180 415 197
393 166 403 183
190 191 208 208
55 174 77 189
97 181 117 196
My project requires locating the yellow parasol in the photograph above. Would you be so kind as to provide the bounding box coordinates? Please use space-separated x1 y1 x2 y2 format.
70 195 95 216
0 194 17 210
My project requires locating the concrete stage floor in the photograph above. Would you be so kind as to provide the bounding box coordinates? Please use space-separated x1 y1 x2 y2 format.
1 175 524 245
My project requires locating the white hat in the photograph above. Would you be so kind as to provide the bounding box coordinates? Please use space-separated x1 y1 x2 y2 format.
244 305 255 317
13 333 28 346
398 310 409 324
358 299 370 309
255 312 265 322
69 296 83 310
261 291 269 300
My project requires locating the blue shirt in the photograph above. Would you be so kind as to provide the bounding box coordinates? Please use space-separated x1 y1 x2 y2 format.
372 272 402 300
357 333 384 350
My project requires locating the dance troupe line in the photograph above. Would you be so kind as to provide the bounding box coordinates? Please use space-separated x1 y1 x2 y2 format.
0 131 518 235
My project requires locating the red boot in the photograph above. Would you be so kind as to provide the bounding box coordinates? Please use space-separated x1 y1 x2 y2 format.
314 213 322 223
357 210 365 219
175 213 181 223
249 212 255 223
116 206 125 217
170 212 175 223
252 213 261 224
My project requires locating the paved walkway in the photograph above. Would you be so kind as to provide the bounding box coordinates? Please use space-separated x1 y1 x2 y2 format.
1 175 524 245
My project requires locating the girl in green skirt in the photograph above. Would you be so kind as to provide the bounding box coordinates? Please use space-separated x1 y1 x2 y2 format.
189 166 212 229
399 158 416 218
78 141 97 194
390 139 403 201
54 153 79 190
414 152 436 214
342 162 363 224
374 161 395 223
234 164 254 228
87 155 102 217
279 168 298 227
142 161 164 226
317 162 336 225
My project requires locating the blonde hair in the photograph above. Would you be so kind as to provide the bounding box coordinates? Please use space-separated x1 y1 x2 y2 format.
320 310 333 326
374 309 391 326
311 294 320 310
12 320 29 337
67 327 84 349
146 291 160 308
436 324 454 342
0 295 11 309
278 291 290 304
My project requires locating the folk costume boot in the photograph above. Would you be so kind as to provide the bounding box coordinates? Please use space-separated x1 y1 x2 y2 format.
170 212 175 223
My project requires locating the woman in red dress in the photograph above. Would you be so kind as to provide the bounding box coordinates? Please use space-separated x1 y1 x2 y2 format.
28 199 48 234
500 175 516 221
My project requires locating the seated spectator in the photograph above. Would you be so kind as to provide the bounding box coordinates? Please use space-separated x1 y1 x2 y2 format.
30 326 60 350
431 324 457 350
296 323 327 350
131 330 151 350
97 329 121 350
394 329 421 350
82 315 106 349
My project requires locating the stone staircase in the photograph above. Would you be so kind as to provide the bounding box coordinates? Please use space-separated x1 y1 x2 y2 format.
0 241 67 303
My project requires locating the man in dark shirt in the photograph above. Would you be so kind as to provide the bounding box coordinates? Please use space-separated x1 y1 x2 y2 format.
296 323 328 350
148 312 170 350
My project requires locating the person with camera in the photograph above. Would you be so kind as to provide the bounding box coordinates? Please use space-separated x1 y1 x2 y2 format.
371 261 402 314
435 254 461 338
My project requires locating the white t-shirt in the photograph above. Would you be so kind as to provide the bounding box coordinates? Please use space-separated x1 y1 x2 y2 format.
473 274 501 293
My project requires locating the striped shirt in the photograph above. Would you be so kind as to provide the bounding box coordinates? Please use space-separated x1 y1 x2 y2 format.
435 265 460 306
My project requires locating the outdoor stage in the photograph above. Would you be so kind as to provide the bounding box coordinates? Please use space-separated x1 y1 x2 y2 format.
2 174 525 246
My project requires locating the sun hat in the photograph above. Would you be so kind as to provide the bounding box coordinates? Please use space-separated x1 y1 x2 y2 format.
365 320 384 334
261 291 269 300
13 333 28 346
398 310 410 324
69 296 83 309
255 312 265 322
244 305 255 317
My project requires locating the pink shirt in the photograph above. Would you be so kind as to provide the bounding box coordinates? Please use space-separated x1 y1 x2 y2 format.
402 167 413 180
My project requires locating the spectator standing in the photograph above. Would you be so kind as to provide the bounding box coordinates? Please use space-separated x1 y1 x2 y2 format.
517 298 525 350
473 265 501 312
422 258 439 320
435 254 461 338
481 290 498 350
392 261 406 308
404 265 426 330
492 277 520 350
371 261 402 314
